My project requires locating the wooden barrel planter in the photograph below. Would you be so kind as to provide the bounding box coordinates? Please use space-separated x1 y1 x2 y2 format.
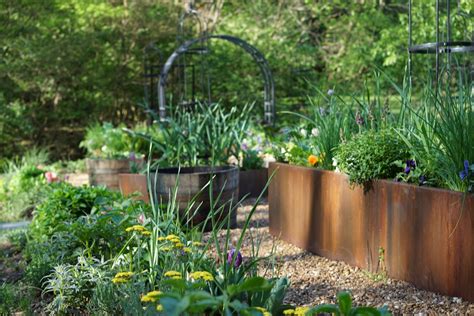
152 166 239 230
239 168 268 199
86 158 130 190
268 162 474 302
118 173 149 203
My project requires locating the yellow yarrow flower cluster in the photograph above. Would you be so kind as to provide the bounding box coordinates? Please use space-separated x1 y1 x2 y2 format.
125 225 146 232
157 236 166 241
141 230 152 237
192 241 204 247
156 304 164 312
141 290 162 303
112 271 134 284
254 306 271 316
189 271 214 282
164 270 182 279
182 247 192 253
283 307 310 315
165 234 179 240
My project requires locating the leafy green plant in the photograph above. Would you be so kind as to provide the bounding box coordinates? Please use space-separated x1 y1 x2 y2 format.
391 70 474 192
80 122 135 159
0 149 51 222
303 291 391 316
334 129 410 186
130 102 253 167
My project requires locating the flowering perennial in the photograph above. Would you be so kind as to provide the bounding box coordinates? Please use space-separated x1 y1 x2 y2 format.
112 271 134 284
189 271 214 282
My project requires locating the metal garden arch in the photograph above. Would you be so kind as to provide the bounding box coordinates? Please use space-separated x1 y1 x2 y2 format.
158 34 275 125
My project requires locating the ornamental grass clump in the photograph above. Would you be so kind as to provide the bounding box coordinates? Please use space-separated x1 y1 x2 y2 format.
334 129 410 186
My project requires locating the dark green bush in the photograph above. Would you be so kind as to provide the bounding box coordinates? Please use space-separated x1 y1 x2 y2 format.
334 129 409 186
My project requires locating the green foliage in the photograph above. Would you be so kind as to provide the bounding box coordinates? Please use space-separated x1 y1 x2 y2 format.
80 122 134 159
134 103 252 167
393 71 474 192
29 183 118 239
0 283 33 315
43 257 111 315
0 149 51 222
334 129 409 186
305 291 391 316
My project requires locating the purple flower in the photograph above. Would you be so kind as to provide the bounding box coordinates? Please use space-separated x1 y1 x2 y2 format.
129 152 136 161
227 248 242 268
459 160 470 181
327 89 335 96
404 159 416 174
241 143 248 151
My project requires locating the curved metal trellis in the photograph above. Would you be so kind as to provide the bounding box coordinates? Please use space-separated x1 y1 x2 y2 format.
158 34 275 125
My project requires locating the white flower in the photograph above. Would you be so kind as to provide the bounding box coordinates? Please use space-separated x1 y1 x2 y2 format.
300 129 307 137
311 128 320 137
332 157 338 167
227 155 239 166
262 153 276 168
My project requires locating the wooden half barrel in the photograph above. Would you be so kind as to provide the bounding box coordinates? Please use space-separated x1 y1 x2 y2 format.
86 158 130 190
152 166 239 230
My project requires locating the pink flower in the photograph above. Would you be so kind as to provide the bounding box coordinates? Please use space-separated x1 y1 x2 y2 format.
44 171 59 183
137 213 145 224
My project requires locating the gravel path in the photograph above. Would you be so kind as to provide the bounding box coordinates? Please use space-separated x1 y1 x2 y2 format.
225 199 474 315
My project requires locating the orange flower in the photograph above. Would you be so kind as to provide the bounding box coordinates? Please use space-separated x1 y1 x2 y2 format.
308 155 318 166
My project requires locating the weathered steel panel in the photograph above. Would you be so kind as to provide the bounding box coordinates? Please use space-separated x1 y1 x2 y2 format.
268 162 474 302
239 169 269 199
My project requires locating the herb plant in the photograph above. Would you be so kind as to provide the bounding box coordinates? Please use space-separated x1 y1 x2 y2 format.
334 129 410 186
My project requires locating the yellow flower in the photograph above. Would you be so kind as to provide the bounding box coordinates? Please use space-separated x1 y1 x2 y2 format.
169 238 181 244
192 241 204 247
189 271 214 282
171 275 182 279
141 295 157 303
114 271 134 278
157 236 166 241
164 270 182 278
161 247 171 252
254 307 271 316
183 247 192 253
308 155 318 166
112 277 128 284
125 225 146 232
146 290 162 297
174 242 184 249
294 307 310 315
156 304 164 312
283 309 295 315
165 234 179 240
141 230 152 237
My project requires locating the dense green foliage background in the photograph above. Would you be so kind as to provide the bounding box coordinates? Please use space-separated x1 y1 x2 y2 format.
0 0 472 160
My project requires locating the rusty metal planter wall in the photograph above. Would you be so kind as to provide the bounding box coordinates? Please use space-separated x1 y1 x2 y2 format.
268 162 474 302
239 169 268 199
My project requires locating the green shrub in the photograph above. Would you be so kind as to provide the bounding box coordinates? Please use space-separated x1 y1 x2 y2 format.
0 150 51 222
80 122 134 159
334 129 409 185
29 183 119 239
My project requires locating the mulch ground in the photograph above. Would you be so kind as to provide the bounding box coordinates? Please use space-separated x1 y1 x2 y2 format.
225 198 474 315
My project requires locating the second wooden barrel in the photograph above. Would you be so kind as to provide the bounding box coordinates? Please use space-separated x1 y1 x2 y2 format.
86 158 130 190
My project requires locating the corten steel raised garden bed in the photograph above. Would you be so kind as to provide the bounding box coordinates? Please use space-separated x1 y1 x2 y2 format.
118 173 149 203
268 162 474 302
239 168 268 199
